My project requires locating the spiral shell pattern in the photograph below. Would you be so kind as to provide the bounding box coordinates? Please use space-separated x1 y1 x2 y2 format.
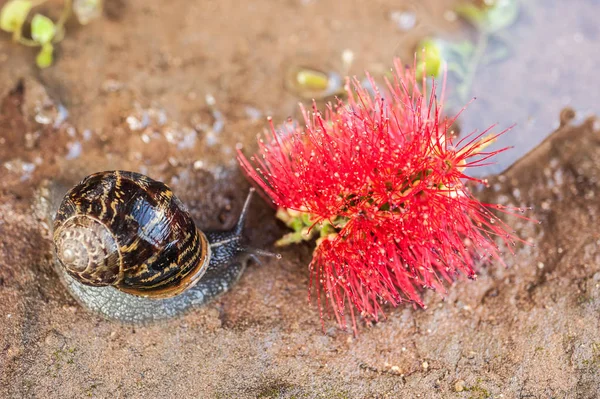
54 215 121 285
53 171 210 299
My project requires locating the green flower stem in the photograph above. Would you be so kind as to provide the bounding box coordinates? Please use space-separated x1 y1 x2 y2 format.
17 36 38 46
457 31 489 101
54 0 71 41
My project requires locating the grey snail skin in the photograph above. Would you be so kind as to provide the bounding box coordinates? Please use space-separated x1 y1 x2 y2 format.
47 170 275 323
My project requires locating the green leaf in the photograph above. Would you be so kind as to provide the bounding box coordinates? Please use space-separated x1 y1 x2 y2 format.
31 14 56 44
454 3 486 30
275 232 305 247
300 212 314 227
485 0 519 33
447 40 475 60
0 0 32 34
296 68 329 91
73 0 103 25
416 39 443 79
447 62 467 80
320 222 334 237
289 217 304 232
455 0 519 34
36 42 53 68
275 208 292 224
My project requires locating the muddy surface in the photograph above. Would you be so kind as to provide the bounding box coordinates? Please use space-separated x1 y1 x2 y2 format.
1 0 599 398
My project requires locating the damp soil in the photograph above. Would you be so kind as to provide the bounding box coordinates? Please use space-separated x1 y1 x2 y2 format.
1 0 599 398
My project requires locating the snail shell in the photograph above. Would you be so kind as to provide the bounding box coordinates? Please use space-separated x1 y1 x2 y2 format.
44 170 269 322
54 171 210 299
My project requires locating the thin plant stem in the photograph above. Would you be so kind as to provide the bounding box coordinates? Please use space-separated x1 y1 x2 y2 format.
457 32 489 101
54 0 72 42
55 0 71 30
17 37 39 46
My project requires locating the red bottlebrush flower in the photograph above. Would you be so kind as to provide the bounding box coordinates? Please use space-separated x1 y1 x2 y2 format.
237 59 523 331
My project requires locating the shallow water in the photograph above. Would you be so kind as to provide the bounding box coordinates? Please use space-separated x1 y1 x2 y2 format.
448 0 600 175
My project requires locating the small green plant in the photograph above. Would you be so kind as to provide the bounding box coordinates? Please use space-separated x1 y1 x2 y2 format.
0 0 102 68
415 38 443 81
416 0 520 102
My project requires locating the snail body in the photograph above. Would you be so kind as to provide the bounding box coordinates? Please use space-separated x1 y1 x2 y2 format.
50 170 266 322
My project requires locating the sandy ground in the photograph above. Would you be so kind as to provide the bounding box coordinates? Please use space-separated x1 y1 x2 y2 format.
1 0 599 398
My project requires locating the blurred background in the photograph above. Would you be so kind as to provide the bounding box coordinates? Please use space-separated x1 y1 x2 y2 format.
1 0 599 185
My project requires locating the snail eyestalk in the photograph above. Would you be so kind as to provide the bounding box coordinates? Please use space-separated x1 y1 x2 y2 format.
207 187 281 267
234 187 256 236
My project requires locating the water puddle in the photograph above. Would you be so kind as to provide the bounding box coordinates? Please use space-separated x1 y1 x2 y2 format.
438 0 600 175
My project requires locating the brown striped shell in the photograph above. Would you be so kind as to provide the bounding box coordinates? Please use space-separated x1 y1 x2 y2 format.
53 171 210 299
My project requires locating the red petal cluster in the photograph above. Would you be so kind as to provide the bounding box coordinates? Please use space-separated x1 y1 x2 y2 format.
238 59 521 330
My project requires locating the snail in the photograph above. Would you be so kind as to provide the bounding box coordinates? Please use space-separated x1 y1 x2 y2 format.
46 170 277 322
